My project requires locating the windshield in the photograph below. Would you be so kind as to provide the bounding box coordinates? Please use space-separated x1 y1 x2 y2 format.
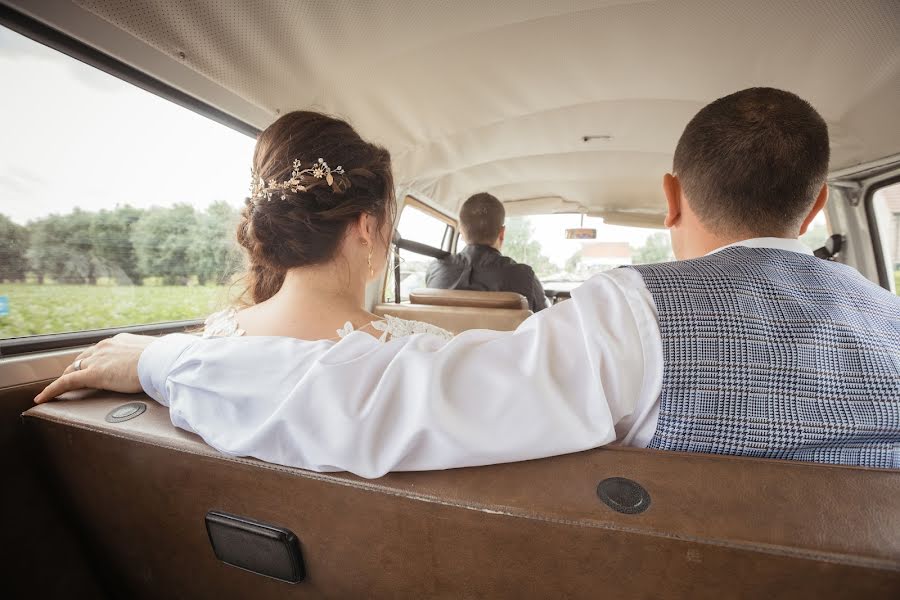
499 212 830 290
495 215 670 290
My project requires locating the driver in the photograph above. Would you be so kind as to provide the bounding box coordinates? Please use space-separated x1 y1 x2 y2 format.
426 193 549 312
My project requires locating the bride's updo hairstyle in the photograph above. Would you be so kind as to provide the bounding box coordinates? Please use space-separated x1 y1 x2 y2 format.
237 111 395 304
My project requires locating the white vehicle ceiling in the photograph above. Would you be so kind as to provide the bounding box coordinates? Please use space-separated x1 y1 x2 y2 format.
8 0 900 226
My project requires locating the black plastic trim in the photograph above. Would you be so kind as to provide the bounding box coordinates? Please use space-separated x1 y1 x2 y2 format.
206 511 305 584
0 3 260 138
395 237 451 260
393 243 402 303
0 320 202 357
864 175 900 290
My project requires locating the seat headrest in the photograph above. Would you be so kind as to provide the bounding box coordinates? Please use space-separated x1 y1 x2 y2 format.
409 288 529 310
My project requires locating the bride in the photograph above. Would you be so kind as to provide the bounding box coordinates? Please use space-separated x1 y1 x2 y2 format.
34 110 450 404
202 110 450 343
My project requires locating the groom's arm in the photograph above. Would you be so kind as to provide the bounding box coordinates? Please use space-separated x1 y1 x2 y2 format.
138 270 661 478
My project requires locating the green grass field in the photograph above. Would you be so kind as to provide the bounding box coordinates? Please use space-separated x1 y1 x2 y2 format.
0 283 238 339
2 272 899 340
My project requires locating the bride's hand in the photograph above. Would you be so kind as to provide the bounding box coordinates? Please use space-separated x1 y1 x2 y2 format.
34 333 154 404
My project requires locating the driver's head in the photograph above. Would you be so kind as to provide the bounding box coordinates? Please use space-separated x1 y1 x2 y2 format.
460 193 506 249
665 87 830 259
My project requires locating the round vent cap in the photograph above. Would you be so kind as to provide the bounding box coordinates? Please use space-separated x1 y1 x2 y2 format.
105 402 147 423
596 477 651 514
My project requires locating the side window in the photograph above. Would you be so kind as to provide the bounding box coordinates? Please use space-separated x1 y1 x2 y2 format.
0 26 255 341
396 204 451 250
871 181 900 294
385 202 454 302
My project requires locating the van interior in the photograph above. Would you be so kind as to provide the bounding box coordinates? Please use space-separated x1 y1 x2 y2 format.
1 1 898 598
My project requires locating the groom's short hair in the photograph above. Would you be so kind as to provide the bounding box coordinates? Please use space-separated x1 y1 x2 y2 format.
673 87 830 235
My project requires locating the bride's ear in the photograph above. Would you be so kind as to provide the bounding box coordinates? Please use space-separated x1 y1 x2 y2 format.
356 212 375 246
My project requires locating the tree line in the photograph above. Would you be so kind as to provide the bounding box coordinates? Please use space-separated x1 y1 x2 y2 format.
503 217 556 277
0 202 242 285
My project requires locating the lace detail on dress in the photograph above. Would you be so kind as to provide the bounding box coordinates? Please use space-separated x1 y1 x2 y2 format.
202 308 245 338
202 307 451 342
336 321 355 339
337 314 453 342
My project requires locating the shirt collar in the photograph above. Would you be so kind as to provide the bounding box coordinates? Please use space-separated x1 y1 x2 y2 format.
707 237 814 257
463 244 501 255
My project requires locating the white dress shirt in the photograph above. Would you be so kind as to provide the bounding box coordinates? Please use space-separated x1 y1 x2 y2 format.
138 237 813 478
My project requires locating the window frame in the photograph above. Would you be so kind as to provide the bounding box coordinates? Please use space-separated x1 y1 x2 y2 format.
383 195 457 302
0 7 259 355
399 196 457 251
864 174 900 291
0 5 259 138
0 321 201 358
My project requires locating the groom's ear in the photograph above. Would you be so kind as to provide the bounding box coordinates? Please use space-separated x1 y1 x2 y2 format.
663 173 682 229
799 183 828 236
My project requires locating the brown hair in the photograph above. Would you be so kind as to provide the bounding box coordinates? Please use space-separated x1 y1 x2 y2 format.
459 192 505 245
236 111 395 304
673 87 829 235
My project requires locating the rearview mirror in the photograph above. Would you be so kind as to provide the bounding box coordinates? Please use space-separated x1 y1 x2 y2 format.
565 228 597 240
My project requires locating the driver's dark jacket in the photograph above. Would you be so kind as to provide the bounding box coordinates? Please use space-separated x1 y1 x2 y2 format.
425 244 549 312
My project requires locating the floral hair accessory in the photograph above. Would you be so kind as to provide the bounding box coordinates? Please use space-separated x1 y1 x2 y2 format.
250 158 348 201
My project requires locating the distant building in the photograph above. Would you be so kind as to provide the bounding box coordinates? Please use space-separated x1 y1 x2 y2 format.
580 242 632 270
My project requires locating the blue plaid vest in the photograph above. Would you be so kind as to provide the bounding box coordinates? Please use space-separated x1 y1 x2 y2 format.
630 247 900 468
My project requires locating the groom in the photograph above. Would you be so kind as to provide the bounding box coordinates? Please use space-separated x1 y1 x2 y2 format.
37 87 900 476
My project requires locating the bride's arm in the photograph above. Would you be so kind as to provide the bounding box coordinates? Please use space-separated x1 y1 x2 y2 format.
135 271 659 478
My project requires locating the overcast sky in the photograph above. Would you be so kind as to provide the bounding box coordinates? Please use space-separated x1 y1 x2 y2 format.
0 26 256 226
0 25 687 265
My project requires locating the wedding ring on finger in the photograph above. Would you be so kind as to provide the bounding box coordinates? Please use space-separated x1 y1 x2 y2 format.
72 359 83 371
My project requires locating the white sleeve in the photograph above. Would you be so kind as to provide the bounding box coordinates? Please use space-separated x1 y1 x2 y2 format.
137 270 661 478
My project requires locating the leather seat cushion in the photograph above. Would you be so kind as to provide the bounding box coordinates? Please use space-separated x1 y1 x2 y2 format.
409 288 530 310
374 303 531 333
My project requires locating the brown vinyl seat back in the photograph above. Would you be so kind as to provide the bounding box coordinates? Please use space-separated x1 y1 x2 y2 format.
374 303 531 334
410 288 530 310
23 395 900 599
